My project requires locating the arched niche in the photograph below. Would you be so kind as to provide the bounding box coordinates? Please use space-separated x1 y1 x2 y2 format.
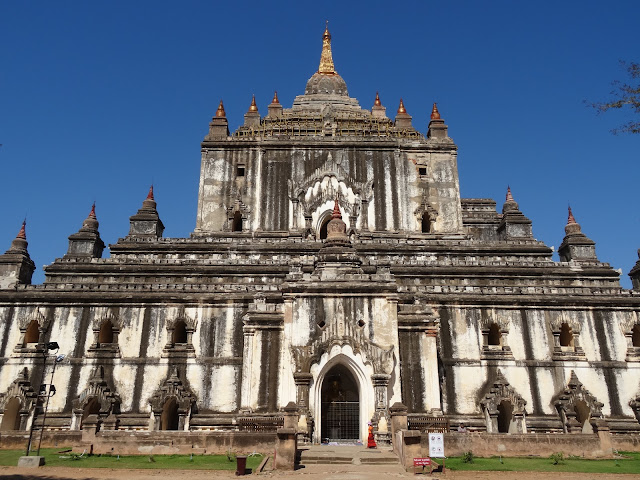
309 348 375 444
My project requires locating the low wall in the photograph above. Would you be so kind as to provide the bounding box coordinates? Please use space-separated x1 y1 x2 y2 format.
441 432 609 458
0 431 82 450
87 431 276 455
611 435 640 452
397 431 638 468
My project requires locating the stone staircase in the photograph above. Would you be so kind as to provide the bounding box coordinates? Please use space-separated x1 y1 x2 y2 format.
299 445 400 466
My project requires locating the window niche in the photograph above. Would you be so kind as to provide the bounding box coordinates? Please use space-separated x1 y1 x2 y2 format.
225 201 250 233
163 308 197 358
13 309 49 356
414 203 438 235
550 318 585 361
480 318 513 359
88 313 121 357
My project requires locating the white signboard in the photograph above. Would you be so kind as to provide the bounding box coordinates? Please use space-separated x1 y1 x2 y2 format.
428 433 445 458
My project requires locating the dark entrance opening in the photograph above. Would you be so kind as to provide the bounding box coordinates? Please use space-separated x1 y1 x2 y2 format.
319 215 331 240
321 364 359 442
81 397 101 429
161 397 179 430
497 400 513 433
1 397 22 431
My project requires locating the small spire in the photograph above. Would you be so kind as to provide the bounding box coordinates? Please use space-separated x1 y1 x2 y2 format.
248 95 258 113
332 197 342 219
374 92 382 107
397 99 407 114
567 206 577 225
505 186 514 202
89 202 97 220
271 91 280 104
215 100 226 117
147 185 154 201
17 220 26 240
430 102 441 120
318 21 336 74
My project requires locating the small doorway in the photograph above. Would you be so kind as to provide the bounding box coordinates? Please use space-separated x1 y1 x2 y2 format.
1 397 22 431
320 364 359 442
497 400 513 433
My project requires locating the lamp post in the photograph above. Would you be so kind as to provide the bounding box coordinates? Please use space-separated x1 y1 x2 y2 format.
21 341 62 465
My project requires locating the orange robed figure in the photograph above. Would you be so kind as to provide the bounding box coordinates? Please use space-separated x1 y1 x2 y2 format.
367 422 377 448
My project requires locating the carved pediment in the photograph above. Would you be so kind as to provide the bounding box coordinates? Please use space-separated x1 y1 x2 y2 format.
19 308 49 331
72 365 120 414
554 370 603 418
480 369 527 414
149 367 196 414
290 306 394 375
0 368 37 412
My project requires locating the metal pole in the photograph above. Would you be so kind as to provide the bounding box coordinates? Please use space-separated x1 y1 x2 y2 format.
24 349 47 456
36 353 59 456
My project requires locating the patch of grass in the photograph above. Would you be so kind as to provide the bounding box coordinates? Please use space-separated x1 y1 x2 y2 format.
0 448 263 470
446 451 640 474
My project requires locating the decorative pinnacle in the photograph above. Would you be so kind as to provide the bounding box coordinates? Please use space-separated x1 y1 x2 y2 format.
318 21 336 74
567 206 577 225
506 186 514 202
430 102 441 120
332 197 342 219
147 185 154 201
271 91 280 104
89 202 97 220
374 92 382 107
248 95 258 113
215 100 226 117
17 220 26 240
397 99 407 114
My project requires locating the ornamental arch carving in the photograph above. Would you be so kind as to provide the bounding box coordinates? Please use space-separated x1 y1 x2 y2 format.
0 368 37 431
554 371 604 433
480 369 527 433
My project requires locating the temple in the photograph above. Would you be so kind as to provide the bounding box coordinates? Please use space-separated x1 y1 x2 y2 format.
1 25 640 451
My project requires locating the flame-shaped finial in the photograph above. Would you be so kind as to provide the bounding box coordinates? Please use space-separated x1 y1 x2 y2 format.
248 95 258 113
332 197 342 219
89 202 97 220
215 100 226 117
374 92 382 107
431 102 441 120
506 186 514 202
397 99 407 114
147 185 154 201
17 220 26 240
318 21 336 74
567 206 577 225
271 91 280 104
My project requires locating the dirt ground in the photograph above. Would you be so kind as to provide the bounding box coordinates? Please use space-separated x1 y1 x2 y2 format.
0 467 635 480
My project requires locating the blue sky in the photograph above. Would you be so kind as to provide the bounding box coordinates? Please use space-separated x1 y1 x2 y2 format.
1 1 639 286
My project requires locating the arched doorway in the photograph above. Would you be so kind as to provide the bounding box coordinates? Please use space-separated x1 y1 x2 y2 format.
81 397 101 429
1 397 22 431
320 364 359 442
497 400 513 433
161 397 179 430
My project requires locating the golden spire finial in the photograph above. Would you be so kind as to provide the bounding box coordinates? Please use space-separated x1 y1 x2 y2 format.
215 100 226 117
318 21 336 75
248 94 258 113
374 92 382 107
271 91 280 104
397 98 406 114
430 102 441 120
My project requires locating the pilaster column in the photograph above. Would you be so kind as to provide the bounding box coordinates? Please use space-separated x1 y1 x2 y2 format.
293 372 313 411
291 200 299 231
372 374 390 412
360 199 369 231
240 324 257 410
422 327 442 413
